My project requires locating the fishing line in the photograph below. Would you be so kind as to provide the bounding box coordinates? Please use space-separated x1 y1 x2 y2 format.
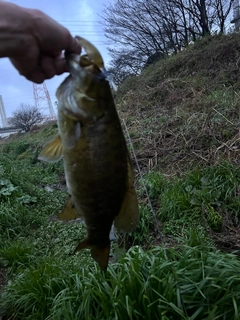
122 118 163 240
122 118 188 318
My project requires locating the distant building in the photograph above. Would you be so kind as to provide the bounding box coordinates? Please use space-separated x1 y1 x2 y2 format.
0 95 7 127
4 117 13 127
0 120 22 138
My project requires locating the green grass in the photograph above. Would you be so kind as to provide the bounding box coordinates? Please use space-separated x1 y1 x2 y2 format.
141 161 240 234
1 131 240 319
1 244 240 320
0 240 36 270
0 130 240 320
1 35 240 319
0 139 240 320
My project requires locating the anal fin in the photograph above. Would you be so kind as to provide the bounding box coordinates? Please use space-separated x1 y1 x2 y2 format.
58 195 81 220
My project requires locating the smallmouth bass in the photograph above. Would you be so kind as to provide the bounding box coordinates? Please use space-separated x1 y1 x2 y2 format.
39 36 139 270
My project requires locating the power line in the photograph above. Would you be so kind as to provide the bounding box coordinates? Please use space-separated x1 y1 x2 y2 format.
65 31 105 33
63 24 104 26
58 20 103 22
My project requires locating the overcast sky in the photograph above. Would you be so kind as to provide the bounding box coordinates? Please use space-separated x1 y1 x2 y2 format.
0 0 111 120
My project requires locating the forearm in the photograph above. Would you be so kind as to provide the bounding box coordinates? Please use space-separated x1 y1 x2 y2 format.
0 1 81 82
0 1 33 58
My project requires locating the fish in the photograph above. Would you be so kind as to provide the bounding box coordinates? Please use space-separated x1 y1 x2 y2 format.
38 36 139 270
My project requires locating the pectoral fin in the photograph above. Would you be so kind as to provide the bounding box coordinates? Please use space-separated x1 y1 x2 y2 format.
61 121 81 149
58 195 81 220
38 135 62 162
114 159 139 232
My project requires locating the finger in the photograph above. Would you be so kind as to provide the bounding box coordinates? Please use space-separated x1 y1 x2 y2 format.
40 55 56 79
53 56 69 74
25 69 46 83
10 58 45 83
10 56 37 77
41 54 69 77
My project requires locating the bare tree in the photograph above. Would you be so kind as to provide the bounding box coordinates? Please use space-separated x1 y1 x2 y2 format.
107 48 144 85
10 104 43 132
103 0 234 75
212 0 235 33
102 0 183 74
165 0 234 36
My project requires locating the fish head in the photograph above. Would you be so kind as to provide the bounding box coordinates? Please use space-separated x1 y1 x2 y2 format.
56 37 109 124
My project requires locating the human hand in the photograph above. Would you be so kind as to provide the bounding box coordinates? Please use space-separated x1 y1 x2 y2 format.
0 2 81 83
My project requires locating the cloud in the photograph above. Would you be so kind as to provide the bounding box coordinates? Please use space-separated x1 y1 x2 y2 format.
78 0 95 22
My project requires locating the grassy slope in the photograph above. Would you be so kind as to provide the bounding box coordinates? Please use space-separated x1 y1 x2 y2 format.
0 34 240 319
116 33 240 252
117 34 240 173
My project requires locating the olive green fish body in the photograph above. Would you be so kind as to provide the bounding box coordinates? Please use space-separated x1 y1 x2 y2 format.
39 37 139 270
58 78 129 245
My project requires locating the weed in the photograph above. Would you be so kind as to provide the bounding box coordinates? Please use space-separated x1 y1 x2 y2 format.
118 205 155 248
1 33 240 320
158 162 240 232
0 178 19 199
0 240 36 271
139 170 165 200
1 246 240 319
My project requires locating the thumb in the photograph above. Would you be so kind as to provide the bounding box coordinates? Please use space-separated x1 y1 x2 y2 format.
66 36 81 55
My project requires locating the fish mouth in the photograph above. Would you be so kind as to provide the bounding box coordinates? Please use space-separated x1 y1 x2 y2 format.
65 52 81 77
65 36 108 80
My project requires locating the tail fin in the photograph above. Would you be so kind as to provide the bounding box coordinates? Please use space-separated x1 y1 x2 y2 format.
74 239 110 271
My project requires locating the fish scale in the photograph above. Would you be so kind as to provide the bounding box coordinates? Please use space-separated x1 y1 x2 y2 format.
38 36 139 270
